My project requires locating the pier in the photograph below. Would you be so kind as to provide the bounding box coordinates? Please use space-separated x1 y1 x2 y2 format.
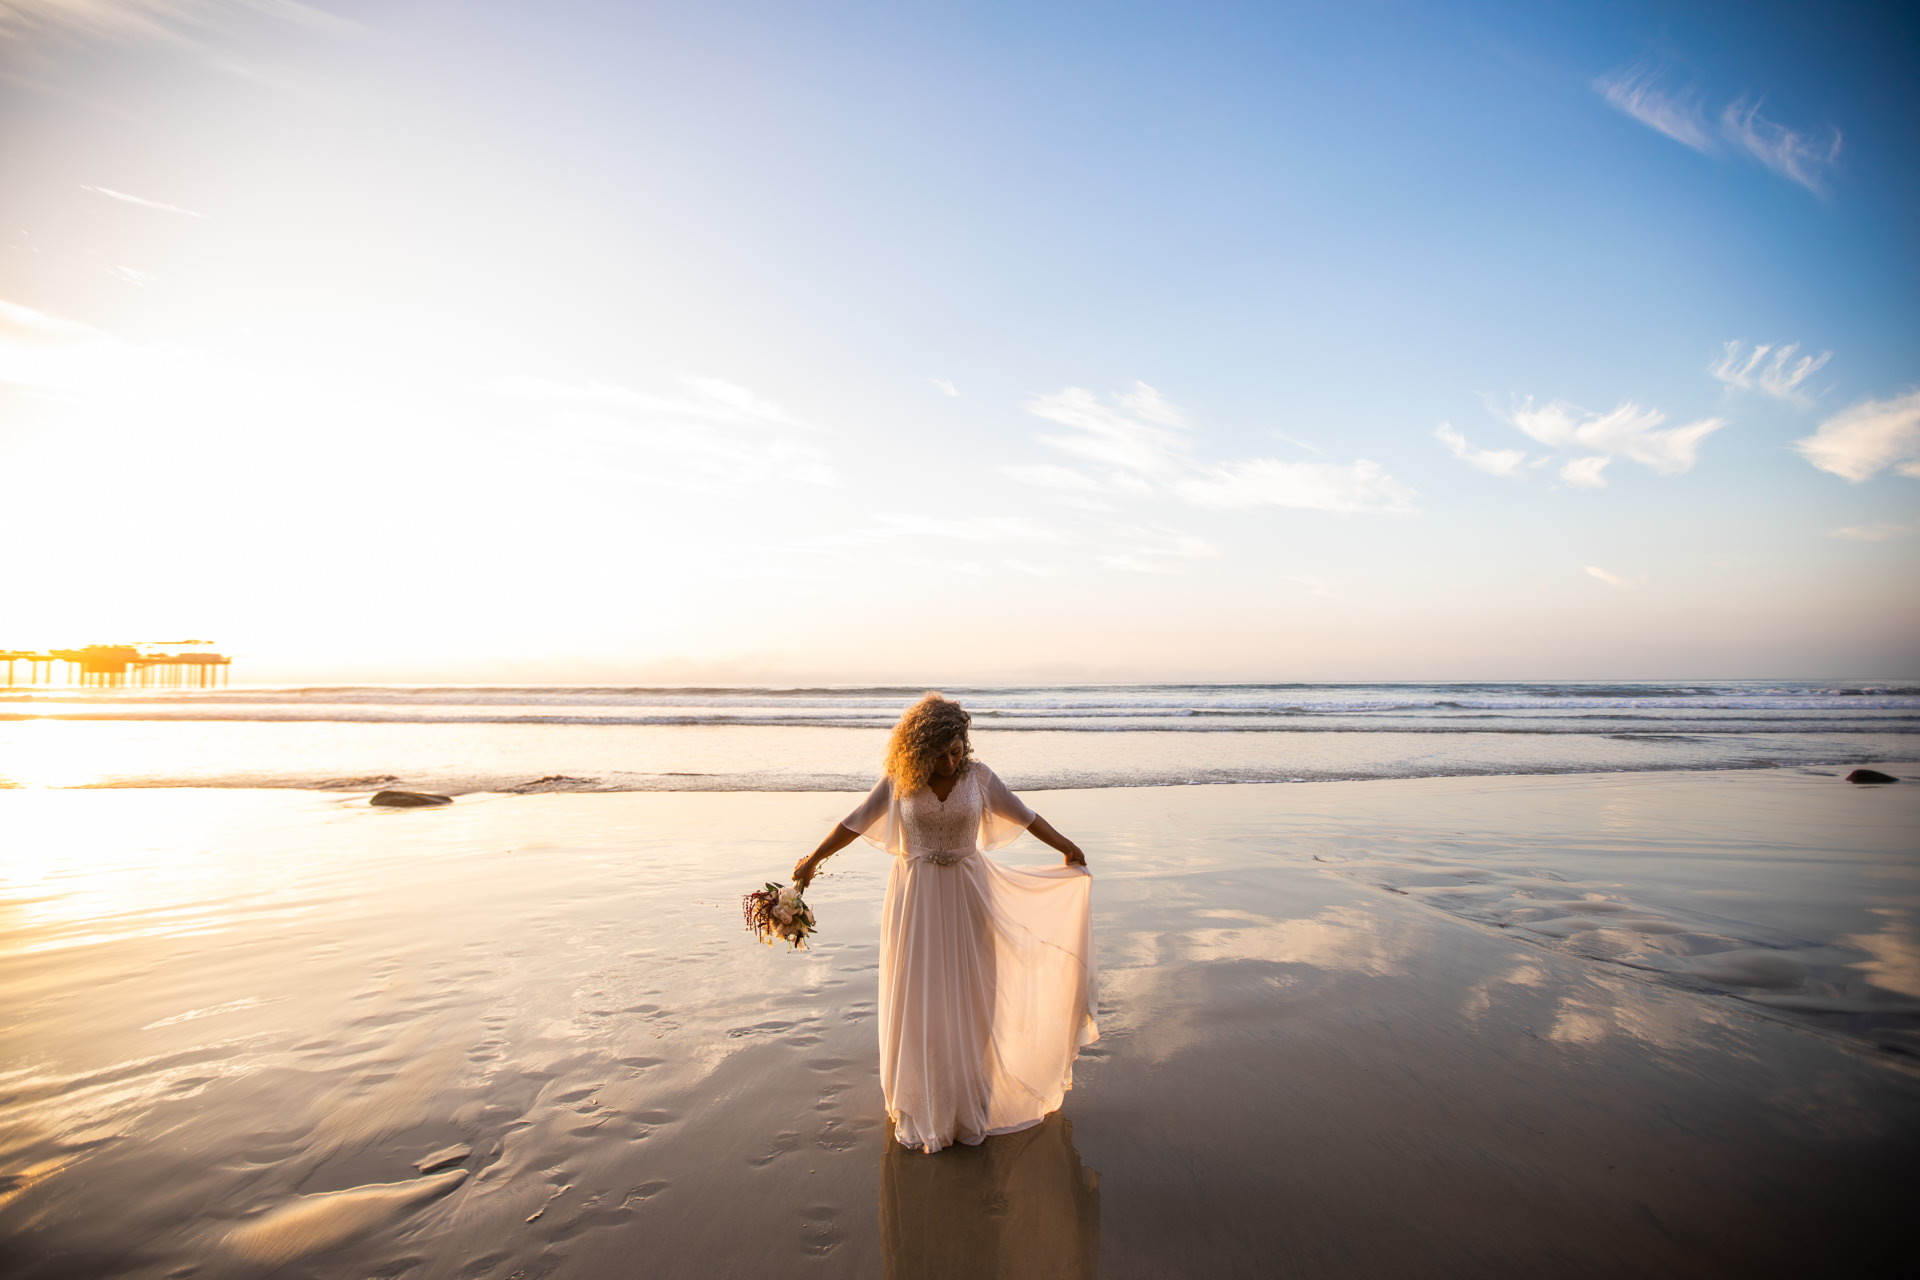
2 642 232 688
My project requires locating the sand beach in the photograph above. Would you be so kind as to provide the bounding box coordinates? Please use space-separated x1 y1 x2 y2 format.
2 765 1915 1277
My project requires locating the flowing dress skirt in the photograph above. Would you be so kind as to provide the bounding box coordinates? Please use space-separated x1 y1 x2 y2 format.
878 853 1098 1152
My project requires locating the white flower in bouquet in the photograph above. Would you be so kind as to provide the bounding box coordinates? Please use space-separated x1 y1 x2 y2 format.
742 880 817 950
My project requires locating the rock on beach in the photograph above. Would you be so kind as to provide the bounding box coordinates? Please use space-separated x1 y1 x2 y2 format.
369 789 454 807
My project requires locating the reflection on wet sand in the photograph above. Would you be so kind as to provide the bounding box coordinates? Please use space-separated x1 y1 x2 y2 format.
3 776 1915 1277
1254 770 1920 1055
881 1113 1098 1280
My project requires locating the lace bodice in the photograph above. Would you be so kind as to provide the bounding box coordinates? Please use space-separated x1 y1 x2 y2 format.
899 770 983 863
841 761 1038 863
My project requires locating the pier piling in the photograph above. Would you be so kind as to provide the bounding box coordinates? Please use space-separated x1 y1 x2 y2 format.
3 643 232 688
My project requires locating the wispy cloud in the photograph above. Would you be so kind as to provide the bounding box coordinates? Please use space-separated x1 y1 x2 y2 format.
3 2 362 101
1028 384 1189 484
1595 64 1841 195
1434 422 1527 476
1595 65 1716 152
1585 565 1630 587
1831 517 1920 542
0 299 101 344
1010 382 1416 514
490 373 833 490
0 0 355 43
493 374 810 430
1794 389 1920 483
1269 431 1325 457
1711 340 1830 405
1499 397 1725 486
81 184 204 218
1001 463 1113 495
815 514 1060 548
1176 459 1415 513
929 378 957 397
1561 456 1611 489
681 375 809 428
1 0 212 42
1277 571 1334 598
0 297 139 390
1721 98 1843 196
819 510 1211 577
1096 524 1220 573
107 265 157 285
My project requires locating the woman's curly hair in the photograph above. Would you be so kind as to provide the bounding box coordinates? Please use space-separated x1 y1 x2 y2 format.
884 692 974 795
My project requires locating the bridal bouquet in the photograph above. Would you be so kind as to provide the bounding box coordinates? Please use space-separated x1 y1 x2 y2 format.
743 881 816 950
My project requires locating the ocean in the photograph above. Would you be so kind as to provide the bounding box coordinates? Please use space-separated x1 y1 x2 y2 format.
2 679 1915 792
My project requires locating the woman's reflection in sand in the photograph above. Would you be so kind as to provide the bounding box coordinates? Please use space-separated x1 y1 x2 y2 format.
880 1112 1099 1279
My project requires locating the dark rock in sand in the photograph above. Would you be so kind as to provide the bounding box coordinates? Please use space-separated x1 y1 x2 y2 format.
1845 769 1899 785
370 789 453 807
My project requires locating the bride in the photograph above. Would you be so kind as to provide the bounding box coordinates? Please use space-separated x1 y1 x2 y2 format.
793 692 1098 1153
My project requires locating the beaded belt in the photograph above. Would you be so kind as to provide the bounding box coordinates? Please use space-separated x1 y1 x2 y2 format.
918 851 968 866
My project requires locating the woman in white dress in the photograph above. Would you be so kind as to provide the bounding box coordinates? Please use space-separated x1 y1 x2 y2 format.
793 693 1098 1153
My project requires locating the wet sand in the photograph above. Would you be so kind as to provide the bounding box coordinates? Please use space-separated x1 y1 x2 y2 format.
0 771 1915 1277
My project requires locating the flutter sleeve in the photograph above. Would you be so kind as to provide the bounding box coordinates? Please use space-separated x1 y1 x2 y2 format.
842 776 900 853
975 763 1037 852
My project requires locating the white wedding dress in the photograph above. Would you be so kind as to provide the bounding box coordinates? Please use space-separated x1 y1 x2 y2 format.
843 762 1098 1153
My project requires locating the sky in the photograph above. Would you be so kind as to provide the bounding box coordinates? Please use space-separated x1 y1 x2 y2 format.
1 0 1916 684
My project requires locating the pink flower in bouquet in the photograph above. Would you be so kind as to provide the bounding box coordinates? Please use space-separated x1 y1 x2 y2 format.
743 881 817 950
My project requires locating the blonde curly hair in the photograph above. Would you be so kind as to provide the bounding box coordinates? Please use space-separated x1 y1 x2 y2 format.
884 692 974 795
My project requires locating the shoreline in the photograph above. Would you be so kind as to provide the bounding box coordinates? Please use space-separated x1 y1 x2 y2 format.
5 755 1916 795
6 684 1915 796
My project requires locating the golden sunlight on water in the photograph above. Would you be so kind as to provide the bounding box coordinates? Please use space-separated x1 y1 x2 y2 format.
0 721 124 789
0 789 315 954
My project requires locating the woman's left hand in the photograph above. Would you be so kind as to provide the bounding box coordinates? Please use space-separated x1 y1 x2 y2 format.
1027 814 1086 868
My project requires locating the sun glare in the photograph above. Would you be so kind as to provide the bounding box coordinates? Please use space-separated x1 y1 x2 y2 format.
0 720 131 790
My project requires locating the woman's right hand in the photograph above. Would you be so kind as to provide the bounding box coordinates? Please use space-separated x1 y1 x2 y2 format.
794 821 859 891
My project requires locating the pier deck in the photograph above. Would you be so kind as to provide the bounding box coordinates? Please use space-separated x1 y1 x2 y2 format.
3 644 232 688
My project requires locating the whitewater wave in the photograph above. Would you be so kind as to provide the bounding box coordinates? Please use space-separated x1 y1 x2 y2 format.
3 709 1916 733
3 679 1916 728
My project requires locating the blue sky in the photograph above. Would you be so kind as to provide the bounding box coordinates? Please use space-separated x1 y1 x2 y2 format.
1 0 1915 681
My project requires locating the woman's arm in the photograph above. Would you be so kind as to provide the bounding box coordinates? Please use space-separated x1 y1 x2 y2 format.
979 765 1084 867
793 822 861 888
1026 814 1087 867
